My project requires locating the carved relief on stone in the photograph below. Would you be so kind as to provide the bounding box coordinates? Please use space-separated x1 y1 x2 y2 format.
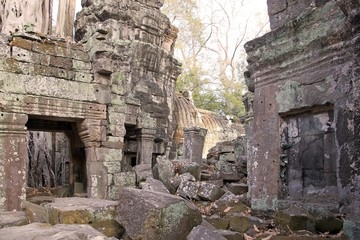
77 119 106 147
162 25 178 53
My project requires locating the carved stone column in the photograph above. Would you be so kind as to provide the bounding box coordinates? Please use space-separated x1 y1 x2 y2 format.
183 127 207 165
78 119 109 199
0 112 28 211
136 128 156 165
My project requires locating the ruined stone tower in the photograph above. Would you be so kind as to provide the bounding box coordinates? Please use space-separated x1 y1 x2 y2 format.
245 0 360 232
0 0 180 211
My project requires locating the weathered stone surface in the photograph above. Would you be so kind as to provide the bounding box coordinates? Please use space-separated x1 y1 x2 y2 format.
45 198 123 238
314 214 343 234
204 214 230 230
0 0 182 209
228 213 268 233
245 0 360 218
116 188 202 240
0 223 112 240
187 225 227 240
168 172 196 194
155 156 175 186
177 181 201 200
275 207 315 233
173 160 201 181
225 183 248 195
213 229 242 240
0 211 28 229
197 182 225 201
139 178 170 194
133 164 153 183
21 201 47 223
212 192 242 213
216 160 241 181
113 172 136 188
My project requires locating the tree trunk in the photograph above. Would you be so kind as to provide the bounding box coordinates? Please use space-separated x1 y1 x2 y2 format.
0 0 51 35
56 0 76 38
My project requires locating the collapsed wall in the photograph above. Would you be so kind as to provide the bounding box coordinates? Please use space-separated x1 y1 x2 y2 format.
245 0 360 219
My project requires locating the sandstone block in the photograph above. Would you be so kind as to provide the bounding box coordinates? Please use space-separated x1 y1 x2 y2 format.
225 182 248 195
214 229 243 240
45 197 124 238
216 161 241 181
0 211 28 229
139 178 170 194
113 172 136 188
133 164 153 183
156 156 175 185
116 188 202 240
168 172 196 194
22 201 47 223
204 214 230 230
187 225 227 240
0 223 113 240
197 182 225 202
228 213 267 233
49 56 73 69
275 207 315 233
75 72 93 83
177 181 200 200
315 213 343 234
173 160 201 180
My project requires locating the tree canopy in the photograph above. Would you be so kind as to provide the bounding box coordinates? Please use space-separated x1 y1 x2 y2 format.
162 0 269 120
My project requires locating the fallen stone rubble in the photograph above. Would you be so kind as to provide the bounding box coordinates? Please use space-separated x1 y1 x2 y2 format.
0 138 350 240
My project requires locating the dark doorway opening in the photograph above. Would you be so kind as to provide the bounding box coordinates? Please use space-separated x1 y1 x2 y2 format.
25 118 87 199
123 125 138 167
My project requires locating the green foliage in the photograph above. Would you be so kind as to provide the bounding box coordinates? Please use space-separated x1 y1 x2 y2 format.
163 0 247 119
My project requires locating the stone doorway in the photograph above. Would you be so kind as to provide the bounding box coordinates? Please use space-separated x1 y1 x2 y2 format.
280 109 338 200
123 125 138 167
25 118 87 198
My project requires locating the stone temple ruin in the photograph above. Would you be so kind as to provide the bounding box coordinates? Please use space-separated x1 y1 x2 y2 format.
0 0 359 239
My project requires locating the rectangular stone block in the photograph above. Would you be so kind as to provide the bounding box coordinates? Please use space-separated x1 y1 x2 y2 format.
95 148 123 163
113 172 136 187
73 59 92 71
33 64 74 79
107 124 126 137
11 47 32 62
50 56 73 69
32 41 56 56
101 137 124 149
75 72 93 83
103 161 122 174
0 58 33 75
11 37 32 50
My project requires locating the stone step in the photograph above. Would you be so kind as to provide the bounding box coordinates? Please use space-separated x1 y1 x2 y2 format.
0 222 113 240
44 197 124 238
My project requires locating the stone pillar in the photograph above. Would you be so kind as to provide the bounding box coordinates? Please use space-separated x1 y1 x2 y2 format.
0 112 28 211
136 128 156 165
78 119 110 199
183 127 207 165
